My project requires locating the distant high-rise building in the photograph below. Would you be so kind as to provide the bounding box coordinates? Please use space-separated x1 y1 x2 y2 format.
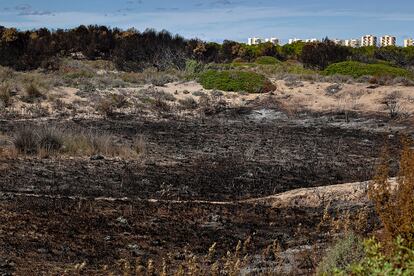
333 39 346 46
380 35 396 47
247 37 262 45
248 37 279 45
404 38 414 47
288 38 302 44
265 37 280 45
288 38 320 44
344 39 360 48
361 35 377 47
304 38 319 43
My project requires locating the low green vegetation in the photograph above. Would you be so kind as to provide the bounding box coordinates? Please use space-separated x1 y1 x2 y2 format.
316 233 365 275
324 61 413 78
199 70 275 93
336 237 414 275
255 56 281 65
254 61 316 76
318 236 414 276
318 140 414 275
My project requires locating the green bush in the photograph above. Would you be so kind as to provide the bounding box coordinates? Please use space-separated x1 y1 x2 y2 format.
324 61 413 78
255 56 281 65
199 70 276 93
316 233 365 275
334 237 414 275
185 59 205 75
204 63 235 71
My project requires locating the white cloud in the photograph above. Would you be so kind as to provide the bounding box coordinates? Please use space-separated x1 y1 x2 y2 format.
1 5 414 41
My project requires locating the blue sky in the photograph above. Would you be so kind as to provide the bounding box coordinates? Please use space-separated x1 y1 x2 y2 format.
0 0 413 44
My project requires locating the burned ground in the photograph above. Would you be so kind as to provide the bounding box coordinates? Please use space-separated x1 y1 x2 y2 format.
0 111 402 201
0 106 409 274
0 192 379 275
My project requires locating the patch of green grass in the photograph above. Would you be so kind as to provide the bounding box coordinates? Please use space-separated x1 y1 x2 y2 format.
63 70 95 79
231 62 257 68
324 61 413 78
199 70 276 93
252 62 316 77
316 233 365 275
286 63 316 75
255 56 281 65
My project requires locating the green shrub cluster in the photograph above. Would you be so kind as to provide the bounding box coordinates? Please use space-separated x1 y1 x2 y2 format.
199 70 275 93
333 237 414 275
185 59 205 75
316 233 365 275
324 61 413 78
255 56 281 65
318 140 414 275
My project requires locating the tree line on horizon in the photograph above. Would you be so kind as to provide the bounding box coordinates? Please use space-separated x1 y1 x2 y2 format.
1 25 414 72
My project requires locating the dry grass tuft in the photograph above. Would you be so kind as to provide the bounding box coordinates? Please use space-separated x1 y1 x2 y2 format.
178 97 198 110
22 82 45 103
13 127 40 154
0 83 12 107
11 125 144 159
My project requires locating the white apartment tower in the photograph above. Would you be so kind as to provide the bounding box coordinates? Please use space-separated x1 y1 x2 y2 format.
380 35 396 47
288 38 302 44
361 35 377 47
288 38 320 44
248 37 279 45
344 39 360 48
247 37 263 45
265 37 280 45
304 38 319 43
333 39 346 46
404 38 414 47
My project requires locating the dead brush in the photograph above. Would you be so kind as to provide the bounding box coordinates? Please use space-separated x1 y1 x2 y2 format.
198 94 227 116
153 97 171 113
22 82 45 103
96 99 114 117
369 137 414 249
63 130 138 158
26 103 50 117
0 83 12 107
13 126 64 156
13 127 40 154
91 236 254 275
111 93 129 108
0 66 15 82
178 97 198 110
120 72 146 84
132 135 146 156
316 202 365 235
37 127 64 157
12 126 143 158
262 239 284 268
0 132 16 159
381 91 404 119
95 94 130 117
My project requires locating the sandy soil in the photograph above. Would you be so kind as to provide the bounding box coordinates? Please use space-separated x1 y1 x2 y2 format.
5 79 414 121
160 80 414 116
